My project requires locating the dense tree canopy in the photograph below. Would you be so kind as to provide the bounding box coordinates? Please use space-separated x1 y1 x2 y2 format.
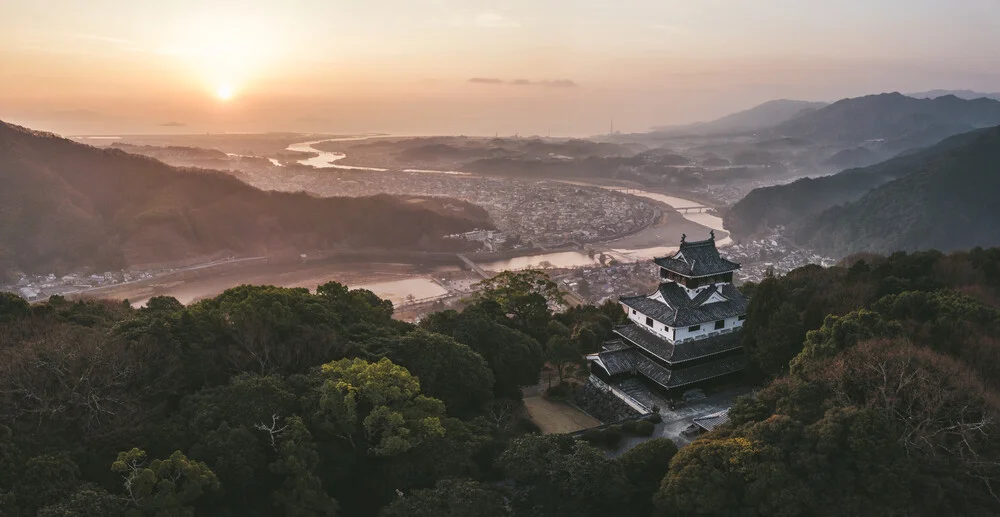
3 248 1000 516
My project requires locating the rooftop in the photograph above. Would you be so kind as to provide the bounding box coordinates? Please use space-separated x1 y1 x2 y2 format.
654 232 741 277
611 323 744 364
620 282 749 328
693 408 731 432
594 347 746 390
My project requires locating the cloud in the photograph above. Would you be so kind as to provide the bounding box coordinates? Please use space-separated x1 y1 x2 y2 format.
476 11 520 28
468 77 506 85
160 121 186 127
468 78 579 88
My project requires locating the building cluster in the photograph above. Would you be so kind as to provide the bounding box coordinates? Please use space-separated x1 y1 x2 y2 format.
239 165 657 251
445 229 509 252
724 227 836 283
559 261 660 305
2 270 154 301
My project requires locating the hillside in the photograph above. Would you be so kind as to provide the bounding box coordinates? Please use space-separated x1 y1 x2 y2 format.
653 99 828 134
768 92 1000 153
0 122 490 276
909 89 1000 101
725 127 989 239
797 125 1000 255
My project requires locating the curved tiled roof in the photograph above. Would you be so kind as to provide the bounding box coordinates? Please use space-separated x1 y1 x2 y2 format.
594 346 746 389
620 282 749 328
654 236 740 277
612 323 744 364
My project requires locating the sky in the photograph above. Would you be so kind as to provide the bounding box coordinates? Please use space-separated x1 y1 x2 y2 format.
1 0 999 136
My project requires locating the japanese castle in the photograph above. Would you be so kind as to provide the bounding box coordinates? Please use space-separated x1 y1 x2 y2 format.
591 231 749 400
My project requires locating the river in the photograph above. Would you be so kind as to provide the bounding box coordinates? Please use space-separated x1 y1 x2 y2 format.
286 138 391 171
283 136 730 281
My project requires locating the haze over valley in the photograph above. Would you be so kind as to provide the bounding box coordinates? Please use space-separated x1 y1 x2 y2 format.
3 3 1000 517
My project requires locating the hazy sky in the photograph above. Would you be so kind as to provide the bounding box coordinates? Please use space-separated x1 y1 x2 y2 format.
2 0 999 136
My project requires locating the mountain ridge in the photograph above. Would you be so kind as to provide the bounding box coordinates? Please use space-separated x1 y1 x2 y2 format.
725 125 1000 255
0 121 490 276
767 92 1000 153
797 125 1000 255
653 99 828 134
908 89 1000 101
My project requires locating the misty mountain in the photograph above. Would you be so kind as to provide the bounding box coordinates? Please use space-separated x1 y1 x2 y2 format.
654 99 828 134
726 125 1000 255
0 121 490 276
908 89 1000 101
822 146 881 170
798 125 1000 255
767 93 1000 154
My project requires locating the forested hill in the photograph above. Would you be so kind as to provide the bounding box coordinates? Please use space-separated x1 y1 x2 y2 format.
2 248 1000 516
0 122 490 276
725 126 993 239
797 125 1000 255
767 92 1000 152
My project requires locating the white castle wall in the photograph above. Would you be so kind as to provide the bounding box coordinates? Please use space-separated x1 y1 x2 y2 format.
624 305 745 344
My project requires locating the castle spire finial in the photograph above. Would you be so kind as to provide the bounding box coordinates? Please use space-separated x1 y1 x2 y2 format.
710 229 715 239
681 233 686 244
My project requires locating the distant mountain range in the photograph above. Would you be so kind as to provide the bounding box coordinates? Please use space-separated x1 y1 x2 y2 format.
797 125 1000 255
647 92 1000 175
0 122 489 277
654 99 828 135
765 93 1000 154
726 125 1000 255
908 89 1000 101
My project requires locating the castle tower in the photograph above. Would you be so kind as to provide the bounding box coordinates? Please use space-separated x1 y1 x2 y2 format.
591 232 749 400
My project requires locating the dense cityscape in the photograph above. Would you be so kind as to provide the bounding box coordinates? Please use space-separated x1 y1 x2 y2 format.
236 163 659 249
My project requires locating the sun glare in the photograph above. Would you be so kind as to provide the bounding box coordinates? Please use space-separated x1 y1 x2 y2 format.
216 84 234 101
161 14 280 103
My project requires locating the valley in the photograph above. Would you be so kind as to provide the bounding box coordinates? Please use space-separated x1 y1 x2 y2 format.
8 127 842 317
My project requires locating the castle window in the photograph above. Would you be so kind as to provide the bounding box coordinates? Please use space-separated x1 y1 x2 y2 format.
645 317 654 327
738 314 746 321
688 324 701 332
715 320 725 330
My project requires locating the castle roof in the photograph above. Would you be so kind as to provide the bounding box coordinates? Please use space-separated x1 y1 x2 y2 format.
593 345 746 390
620 282 749 328
612 323 744 364
654 233 740 277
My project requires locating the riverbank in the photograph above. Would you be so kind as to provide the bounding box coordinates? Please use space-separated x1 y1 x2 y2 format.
62 139 732 311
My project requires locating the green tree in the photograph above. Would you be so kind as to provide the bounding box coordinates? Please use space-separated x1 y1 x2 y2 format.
369 329 495 417
470 270 566 334
656 436 757 516
111 449 219 517
617 438 678 515
790 309 901 374
380 479 508 517
0 291 30 322
450 313 544 398
312 358 447 456
497 435 632 517
37 484 127 517
270 416 339 517
191 285 346 375
750 302 804 377
0 452 81 516
187 423 268 508
546 336 584 384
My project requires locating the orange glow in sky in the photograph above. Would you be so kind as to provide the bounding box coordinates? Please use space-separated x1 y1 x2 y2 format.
1 1 998 136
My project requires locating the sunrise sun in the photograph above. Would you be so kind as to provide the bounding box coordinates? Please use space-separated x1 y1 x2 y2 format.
215 84 234 101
